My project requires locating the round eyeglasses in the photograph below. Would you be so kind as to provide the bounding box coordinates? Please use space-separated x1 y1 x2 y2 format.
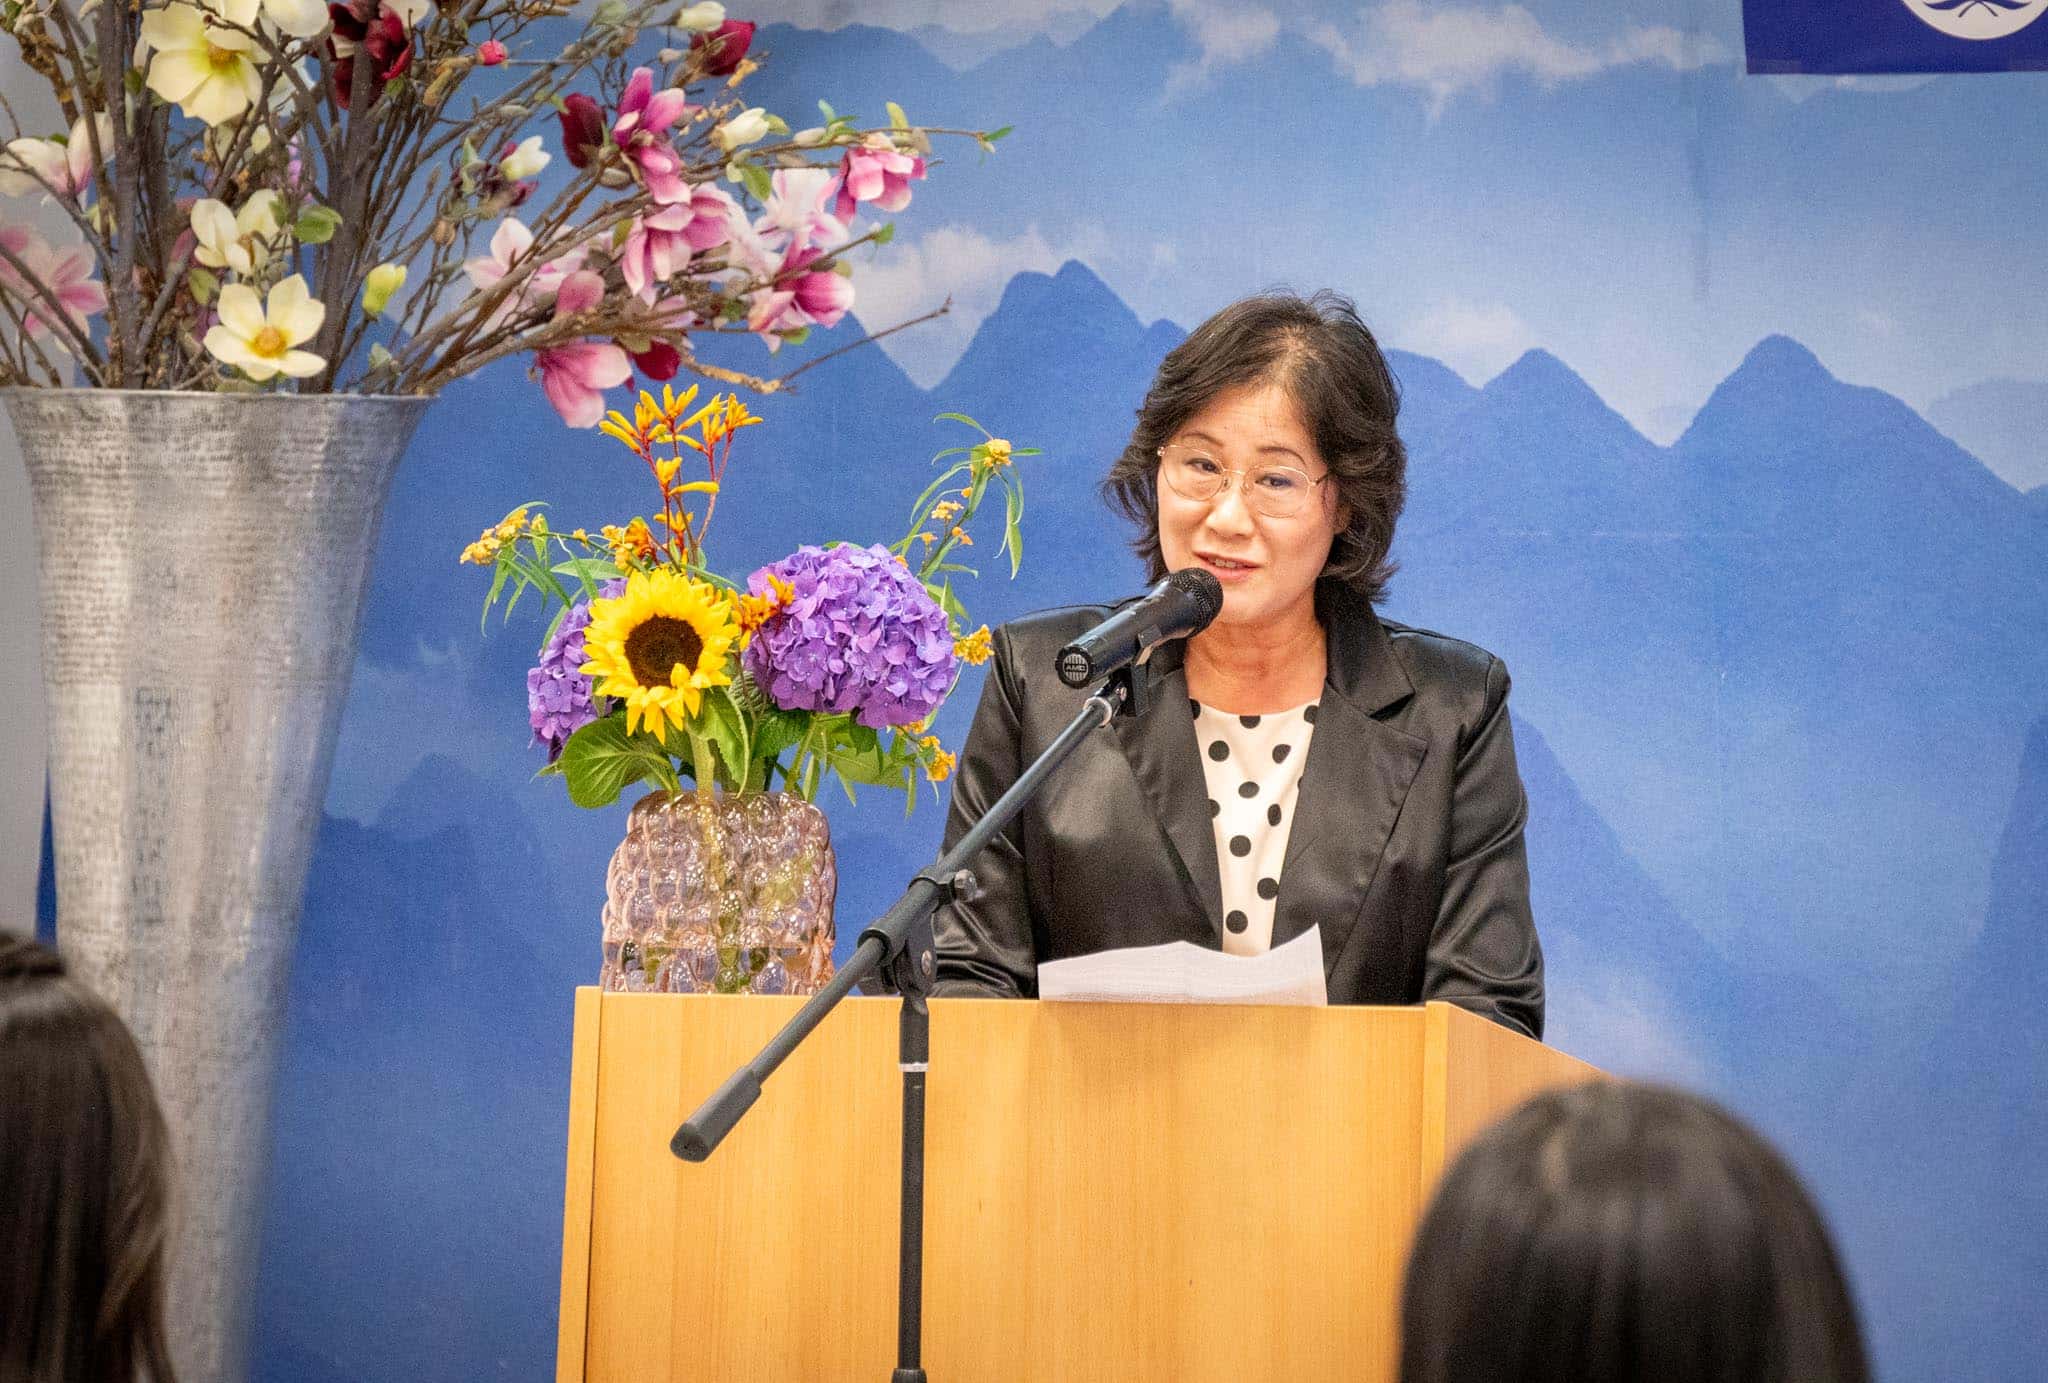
1156 443 1330 518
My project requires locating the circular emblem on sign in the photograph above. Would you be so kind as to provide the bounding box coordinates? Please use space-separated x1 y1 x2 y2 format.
1902 0 2048 40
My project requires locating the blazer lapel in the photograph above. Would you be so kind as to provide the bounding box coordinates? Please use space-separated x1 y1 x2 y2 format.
1270 598 1428 966
1110 645 1225 939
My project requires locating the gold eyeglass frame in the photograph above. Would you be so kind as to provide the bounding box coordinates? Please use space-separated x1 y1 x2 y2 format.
1154 443 1331 518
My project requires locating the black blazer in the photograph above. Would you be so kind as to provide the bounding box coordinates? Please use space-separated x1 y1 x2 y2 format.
932 586 1545 1038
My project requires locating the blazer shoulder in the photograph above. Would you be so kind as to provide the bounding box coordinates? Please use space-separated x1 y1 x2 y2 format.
1376 617 1508 713
993 604 1116 661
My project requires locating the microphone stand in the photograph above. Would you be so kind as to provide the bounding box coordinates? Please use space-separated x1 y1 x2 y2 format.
673 664 1149 1382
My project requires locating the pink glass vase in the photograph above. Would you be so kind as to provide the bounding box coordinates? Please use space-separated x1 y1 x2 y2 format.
600 788 837 994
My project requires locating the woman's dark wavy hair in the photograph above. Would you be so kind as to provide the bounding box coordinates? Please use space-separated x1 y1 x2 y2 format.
1101 290 1407 605
1401 1082 1870 1383
0 931 177 1383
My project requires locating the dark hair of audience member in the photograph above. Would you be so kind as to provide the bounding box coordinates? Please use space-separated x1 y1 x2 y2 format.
0 931 178 1383
1401 1081 1869 1383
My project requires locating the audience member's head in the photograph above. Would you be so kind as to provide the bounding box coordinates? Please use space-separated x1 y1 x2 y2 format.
1401 1081 1868 1383
0 932 177 1383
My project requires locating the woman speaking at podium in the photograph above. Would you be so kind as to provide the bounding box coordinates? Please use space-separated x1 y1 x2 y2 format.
932 292 1543 1038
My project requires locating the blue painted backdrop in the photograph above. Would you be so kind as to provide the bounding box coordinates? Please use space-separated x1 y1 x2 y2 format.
129 3 2047 1378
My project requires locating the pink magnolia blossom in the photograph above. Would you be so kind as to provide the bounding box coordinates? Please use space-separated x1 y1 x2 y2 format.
760 168 847 251
0 114 114 203
464 218 591 331
619 184 735 301
746 244 852 348
477 39 508 65
534 340 631 428
11 233 108 345
552 269 604 319
834 138 926 220
718 201 784 280
610 67 695 204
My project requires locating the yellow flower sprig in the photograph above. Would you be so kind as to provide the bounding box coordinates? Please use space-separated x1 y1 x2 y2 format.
599 385 762 567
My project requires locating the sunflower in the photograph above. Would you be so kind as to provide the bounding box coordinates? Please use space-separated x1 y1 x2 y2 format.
580 569 740 739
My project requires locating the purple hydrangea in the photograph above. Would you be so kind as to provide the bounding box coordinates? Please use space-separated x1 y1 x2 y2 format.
743 543 956 729
527 578 626 760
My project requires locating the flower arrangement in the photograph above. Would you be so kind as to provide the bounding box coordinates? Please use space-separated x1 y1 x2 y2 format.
0 0 1006 417
463 385 1035 810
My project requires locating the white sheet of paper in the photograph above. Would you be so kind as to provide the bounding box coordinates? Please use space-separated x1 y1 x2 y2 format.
1036 925 1328 1007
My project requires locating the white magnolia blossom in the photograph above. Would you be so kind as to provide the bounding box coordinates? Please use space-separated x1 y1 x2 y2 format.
209 0 330 40
673 2 725 34
385 0 433 28
712 107 770 153
140 2 265 127
190 191 284 275
203 274 327 380
498 135 551 182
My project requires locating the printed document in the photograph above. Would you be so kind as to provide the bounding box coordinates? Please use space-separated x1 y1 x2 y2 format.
1037 925 1327 1006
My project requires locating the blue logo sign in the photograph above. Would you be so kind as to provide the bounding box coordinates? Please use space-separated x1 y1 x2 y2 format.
1745 0 2048 72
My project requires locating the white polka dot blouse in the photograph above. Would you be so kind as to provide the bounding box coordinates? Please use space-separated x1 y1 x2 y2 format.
1191 698 1318 955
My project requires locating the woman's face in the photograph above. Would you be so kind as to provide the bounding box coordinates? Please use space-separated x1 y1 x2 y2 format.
1155 380 1347 633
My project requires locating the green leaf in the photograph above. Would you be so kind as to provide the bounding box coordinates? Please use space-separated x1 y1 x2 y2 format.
186 267 219 305
559 716 669 808
817 99 837 122
738 162 772 202
481 558 512 630
872 222 894 246
553 557 620 598
886 101 910 130
986 125 1014 142
294 204 342 245
752 709 806 764
932 411 987 432
1003 475 1024 577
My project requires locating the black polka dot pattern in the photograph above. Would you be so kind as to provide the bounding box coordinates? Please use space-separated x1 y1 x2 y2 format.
1192 699 1318 956
1304 704 1318 724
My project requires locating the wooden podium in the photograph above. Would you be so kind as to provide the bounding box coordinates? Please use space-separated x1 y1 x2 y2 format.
557 992 1598 1383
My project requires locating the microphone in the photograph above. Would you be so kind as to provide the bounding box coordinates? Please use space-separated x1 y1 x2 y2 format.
1056 568 1224 688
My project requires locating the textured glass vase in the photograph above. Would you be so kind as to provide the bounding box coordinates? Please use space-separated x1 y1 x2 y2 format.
601 788 838 994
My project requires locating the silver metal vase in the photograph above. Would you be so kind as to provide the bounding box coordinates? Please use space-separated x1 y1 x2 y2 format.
2 388 429 1383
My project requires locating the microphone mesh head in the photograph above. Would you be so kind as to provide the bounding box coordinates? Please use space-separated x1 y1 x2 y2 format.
1166 566 1225 622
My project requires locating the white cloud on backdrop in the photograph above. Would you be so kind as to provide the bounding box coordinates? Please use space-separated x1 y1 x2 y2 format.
747 0 1119 35
1307 0 1728 112
852 222 1109 388
1163 2 1281 94
1401 297 1540 386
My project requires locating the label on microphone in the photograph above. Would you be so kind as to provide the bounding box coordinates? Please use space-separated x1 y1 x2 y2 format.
1058 649 1094 685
